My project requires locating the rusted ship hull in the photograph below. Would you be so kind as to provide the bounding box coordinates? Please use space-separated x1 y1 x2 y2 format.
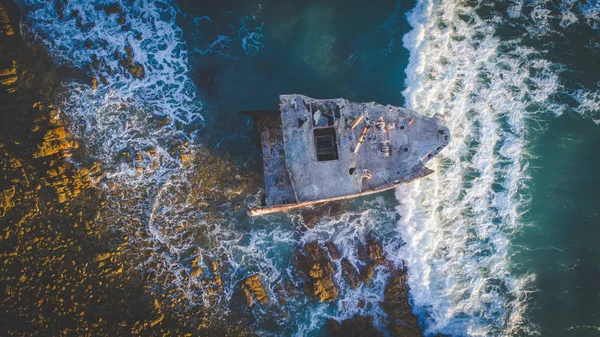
248 166 433 216
246 95 450 216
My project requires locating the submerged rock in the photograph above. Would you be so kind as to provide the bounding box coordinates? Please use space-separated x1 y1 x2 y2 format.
98 3 122 15
365 235 386 265
380 266 422 337
325 240 341 260
128 63 145 79
293 241 338 302
299 208 320 228
240 274 269 307
327 315 383 337
341 258 361 289
360 262 376 286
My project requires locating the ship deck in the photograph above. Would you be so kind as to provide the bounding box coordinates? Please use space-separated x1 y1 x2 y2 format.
248 95 450 216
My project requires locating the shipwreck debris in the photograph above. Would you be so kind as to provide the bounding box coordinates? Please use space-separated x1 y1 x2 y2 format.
246 95 450 216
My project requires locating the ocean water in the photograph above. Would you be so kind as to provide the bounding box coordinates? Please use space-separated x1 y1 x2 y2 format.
12 0 600 336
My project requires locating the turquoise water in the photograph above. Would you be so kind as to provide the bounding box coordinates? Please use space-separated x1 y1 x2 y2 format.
517 113 600 336
13 0 600 335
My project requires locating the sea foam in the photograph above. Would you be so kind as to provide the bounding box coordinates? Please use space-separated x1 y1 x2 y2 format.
393 0 568 335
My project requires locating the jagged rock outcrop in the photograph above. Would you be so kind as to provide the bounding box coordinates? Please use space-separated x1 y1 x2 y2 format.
299 208 320 228
240 274 269 307
189 256 203 278
327 315 384 337
31 103 79 158
365 235 386 265
380 266 422 337
358 235 387 266
325 240 341 260
360 262 376 286
0 2 14 37
293 241 338 302
341 258 361 289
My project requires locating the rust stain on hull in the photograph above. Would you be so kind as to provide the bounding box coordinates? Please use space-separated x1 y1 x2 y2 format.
245 95 450 216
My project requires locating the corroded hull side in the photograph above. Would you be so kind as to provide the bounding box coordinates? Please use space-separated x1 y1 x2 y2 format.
247 95 450 216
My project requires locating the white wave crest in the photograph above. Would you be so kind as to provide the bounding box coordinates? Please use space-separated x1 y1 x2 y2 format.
395 0 567 335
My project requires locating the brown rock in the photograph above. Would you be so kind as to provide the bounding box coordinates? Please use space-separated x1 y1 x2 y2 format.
284 279 299 297
0 2 15 36
366 235 386 265
91 74 98 90
327 315 383 337
360 262 376 286
100 3 122 15
293 241 338 302
129 64 145 79
240 274 269 307
299 208 319 228
380 266 423 337
0 186 16 216
190 267 202 279
341 258 361 289
210 261 222 292
32 107 79 158
325 240 341 260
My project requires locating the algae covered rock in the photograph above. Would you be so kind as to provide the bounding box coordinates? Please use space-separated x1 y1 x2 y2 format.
360 262 376 286
341 258 361 289
293 241 338 302
0 2 14 36
32 104 79 159
240 274 269 307
365 235 386 265
380 266 423 337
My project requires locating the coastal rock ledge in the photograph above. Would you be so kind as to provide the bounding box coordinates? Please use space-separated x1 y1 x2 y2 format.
292 238 423 337
240 274 269 307
293 241 339 302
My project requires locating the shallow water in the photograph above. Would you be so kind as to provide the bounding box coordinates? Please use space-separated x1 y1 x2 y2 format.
10 0 600 336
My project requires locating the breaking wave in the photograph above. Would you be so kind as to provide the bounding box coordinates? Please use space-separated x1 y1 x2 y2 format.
396 0 599 336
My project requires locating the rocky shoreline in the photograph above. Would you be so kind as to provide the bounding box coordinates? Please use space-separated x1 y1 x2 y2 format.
0 1 423 336
233 236 423 337
289 238 422 337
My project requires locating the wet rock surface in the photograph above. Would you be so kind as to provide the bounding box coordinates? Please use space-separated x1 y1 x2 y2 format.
0 3 258 336
0 2 425 336
293 241 339 302
327 315 384 337
380 266 422 337
325 240 341 260
291 235 423 337
240 274 269 307
341 258 361 289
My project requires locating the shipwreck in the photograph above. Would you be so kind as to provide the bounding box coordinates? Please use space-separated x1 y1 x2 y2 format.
245 95 450 216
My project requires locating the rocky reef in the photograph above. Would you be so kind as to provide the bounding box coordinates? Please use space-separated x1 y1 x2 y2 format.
0 1 424 336
240 274 269 307
327 315 383 337
381 266 422 337
0 2 199 335
293 241 339 302
291 238 422 337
